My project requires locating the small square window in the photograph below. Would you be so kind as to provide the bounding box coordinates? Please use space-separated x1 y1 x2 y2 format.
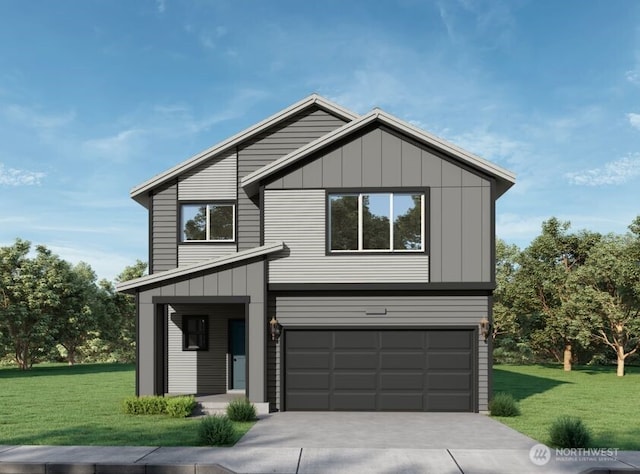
183 316 208 351
181 203 235 242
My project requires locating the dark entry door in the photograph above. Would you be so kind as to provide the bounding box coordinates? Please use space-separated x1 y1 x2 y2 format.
285 329 474 411
229 320 246 390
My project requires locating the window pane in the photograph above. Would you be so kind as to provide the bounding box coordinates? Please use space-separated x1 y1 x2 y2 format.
393 194 422 250
209 205 234 240
182 205 207 240
330 195 358 250
362 194 390 250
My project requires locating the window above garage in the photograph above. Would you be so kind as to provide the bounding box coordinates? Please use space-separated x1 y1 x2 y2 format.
181 203 235 242
328 192 425 253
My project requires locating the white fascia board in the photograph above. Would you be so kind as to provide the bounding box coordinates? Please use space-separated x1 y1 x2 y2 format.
242 109 516 196
116 241 285 293
130 94 358 207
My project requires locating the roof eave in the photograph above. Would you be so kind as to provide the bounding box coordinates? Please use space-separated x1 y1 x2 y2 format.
116 241 285 293
128 95 358 204
242 109 516 197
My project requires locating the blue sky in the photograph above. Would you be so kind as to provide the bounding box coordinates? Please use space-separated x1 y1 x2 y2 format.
1 0 639 281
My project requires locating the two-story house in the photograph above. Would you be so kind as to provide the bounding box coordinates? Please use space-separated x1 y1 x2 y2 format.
117 94 515 413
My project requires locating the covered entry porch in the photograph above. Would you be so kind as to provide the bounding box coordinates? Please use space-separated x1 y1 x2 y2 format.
117 243 285 411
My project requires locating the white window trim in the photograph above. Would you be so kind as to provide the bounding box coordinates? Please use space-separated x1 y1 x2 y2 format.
329 192 425 253
182 203 236 242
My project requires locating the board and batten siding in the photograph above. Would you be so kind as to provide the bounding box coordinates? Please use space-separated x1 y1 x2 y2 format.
270 294 489 411
264 189 429 283
265 126 493 283
151 182 178 272
167 304 244 394
237 107 348 251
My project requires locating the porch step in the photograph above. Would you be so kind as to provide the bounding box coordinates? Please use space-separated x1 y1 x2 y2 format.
195 400 270 416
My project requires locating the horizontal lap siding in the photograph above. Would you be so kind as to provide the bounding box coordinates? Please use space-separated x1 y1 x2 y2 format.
264 189 429 283
238 107 348 251
178 244 236 267
274 294 489 411
152 182 178 272
178 151 237 201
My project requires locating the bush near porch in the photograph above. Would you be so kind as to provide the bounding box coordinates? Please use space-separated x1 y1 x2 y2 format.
0 363 253 446
492 364 640 450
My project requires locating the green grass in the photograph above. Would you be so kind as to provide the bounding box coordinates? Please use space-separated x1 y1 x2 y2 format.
493 364 640 449
0 363 254 446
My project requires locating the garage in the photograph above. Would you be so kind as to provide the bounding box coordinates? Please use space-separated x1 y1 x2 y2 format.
284 329 475 412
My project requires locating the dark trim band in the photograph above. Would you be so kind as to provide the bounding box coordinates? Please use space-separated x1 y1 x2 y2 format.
152 296 250 304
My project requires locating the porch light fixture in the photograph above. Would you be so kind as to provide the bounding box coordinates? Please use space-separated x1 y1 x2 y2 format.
269 316 281 342
479 317 491 343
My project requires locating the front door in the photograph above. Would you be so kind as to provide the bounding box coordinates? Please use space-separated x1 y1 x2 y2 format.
229 320 246 390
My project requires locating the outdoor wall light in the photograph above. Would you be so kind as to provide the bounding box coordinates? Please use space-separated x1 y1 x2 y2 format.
479 317 491 343
269 316 281 342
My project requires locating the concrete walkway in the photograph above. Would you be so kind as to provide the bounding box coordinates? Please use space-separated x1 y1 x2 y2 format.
1 413 639 473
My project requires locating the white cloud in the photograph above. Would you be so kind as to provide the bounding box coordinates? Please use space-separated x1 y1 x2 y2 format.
47 243 137 282
627 112 640 131
83 128 146 162
0 163 45 186
2 104 75 130
156 0 166 13
565 153 640 186
626 69 640 85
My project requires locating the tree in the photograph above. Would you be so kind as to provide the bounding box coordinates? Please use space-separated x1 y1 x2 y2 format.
515 218 600 370
572 230 640 376
493 240 522 341
54 262 100 365
0 240 69 369
92 260 147 363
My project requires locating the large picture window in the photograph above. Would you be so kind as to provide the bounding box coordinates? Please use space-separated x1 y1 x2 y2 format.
329 192 425 252
183 316 209 351
181 203 235 242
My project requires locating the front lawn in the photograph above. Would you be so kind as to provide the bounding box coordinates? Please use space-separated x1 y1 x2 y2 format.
0 363 253 446
493 364 640 449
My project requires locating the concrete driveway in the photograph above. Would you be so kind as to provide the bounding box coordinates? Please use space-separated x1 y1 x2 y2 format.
236 412 537 449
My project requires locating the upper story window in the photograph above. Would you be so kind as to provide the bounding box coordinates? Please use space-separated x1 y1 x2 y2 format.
181 203 235 242
328 192 425 252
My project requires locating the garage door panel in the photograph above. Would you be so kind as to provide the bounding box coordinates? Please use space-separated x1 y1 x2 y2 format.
287 392 330 410
287 372 330 390
379 393 424 410
427 372 472 390
287 352 330 369
332 393 377 410
381 352 424 369
334 352 378 369
287 331 332 349
427 331 472 349
285 330 474 412
334 373 377 390
426 393 472 411
380 331 424 349
380 373 424 390
427 352 472 370
335 331 377 348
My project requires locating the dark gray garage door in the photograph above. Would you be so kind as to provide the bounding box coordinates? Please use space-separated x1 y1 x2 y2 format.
285 330 474 412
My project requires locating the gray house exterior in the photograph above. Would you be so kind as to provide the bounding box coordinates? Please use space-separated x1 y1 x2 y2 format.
117 94 515 413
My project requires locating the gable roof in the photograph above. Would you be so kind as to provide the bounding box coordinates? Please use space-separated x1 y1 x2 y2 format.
130 94 358 207
116 241 285 293
241 108 516 198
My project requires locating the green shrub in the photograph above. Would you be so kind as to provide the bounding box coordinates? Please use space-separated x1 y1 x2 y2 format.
226 397 257 422
489 392 521 417
198 415 235 446
121 395 167 415
549 416 591 448
166 395 196 418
